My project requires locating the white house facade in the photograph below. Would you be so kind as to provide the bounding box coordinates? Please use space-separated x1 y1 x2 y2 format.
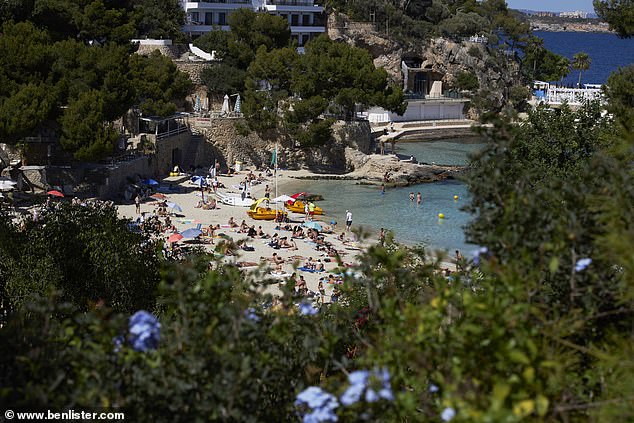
180 0 325 47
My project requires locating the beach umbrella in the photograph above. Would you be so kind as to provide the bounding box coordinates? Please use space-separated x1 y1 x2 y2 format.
181 228 202 239
234 94 241 113
291 192 307 199
142 179 159 186
166 202 183 212
47 190 64 198
150 193 167 200
272 194 294 203
0 180 17 191
191 175 205 187
221 94 230 115
167 233 183 243
303 221 323 231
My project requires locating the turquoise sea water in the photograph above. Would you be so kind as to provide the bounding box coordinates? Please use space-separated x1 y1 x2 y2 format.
282 140 486 256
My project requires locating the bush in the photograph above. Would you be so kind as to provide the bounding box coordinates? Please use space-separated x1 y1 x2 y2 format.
455 71 480 91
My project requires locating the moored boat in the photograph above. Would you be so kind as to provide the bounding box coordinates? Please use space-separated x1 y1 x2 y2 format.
285 200 324 215
216 192 254 207
247 198 288 221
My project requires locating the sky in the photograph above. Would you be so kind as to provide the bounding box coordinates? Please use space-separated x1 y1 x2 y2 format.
505 0 596 13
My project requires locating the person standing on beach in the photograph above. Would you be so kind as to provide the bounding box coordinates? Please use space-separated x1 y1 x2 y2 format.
264 184 271 199
416 192 422 206
345 210 353 232
379 228 386 246
135 194 141 214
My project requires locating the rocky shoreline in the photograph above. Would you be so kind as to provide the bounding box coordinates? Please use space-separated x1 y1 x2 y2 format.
290 150 465 187
530 21 614 33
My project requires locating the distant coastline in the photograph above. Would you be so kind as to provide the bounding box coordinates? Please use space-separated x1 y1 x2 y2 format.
530 20 614 34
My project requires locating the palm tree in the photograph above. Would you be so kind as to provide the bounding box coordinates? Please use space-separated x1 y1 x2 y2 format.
557 57 571 85
572 52 591 88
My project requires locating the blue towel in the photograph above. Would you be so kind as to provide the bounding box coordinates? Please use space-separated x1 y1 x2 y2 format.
298 267 320 273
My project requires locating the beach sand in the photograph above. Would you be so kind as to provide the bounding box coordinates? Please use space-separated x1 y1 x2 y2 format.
117 169 368 302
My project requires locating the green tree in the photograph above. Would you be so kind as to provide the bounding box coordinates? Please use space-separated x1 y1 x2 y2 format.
200 63 246 98
594 0 634 37
193 28 231 60
131 0 186 42
572 51 591 87
227 9 291 68
455 71 480 91
59 89 120 161
603 64 634 131
0 203 160 314
521 36 570 82
128 51 193 117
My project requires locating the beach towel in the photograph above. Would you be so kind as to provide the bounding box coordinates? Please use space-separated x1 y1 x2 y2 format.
298 267 323 273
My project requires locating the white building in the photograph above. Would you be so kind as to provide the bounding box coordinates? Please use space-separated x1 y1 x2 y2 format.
559 10 588 19
181 0 325 47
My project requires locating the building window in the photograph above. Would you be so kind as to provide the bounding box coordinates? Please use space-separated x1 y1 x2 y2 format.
302 14 310 26
218 12 226 25
301 34 310 46
205 12 213 25
190 12 199 23
291 14 299 26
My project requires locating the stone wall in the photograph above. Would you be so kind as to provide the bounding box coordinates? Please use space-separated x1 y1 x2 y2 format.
174 62 209 85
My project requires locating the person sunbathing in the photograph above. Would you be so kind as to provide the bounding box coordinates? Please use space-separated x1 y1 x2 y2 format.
247 225 257 237
256 226 269 238
304 257 315 270
228 217 239 228
271 252 284 272
316 260 325 272
239 220 249 233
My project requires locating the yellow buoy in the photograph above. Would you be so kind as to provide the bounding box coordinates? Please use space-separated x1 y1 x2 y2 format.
454 195 459 201
438 213 445 219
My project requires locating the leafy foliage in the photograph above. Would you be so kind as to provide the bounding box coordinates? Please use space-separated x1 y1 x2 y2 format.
594 0 634 38
455 71 480 91
0 203 160 316
521 36 570 82
0 3 191 160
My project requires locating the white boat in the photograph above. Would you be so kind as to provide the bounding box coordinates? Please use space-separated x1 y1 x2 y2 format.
216 192 254 207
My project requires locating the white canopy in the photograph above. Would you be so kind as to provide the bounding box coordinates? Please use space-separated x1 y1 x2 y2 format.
272 194 294 203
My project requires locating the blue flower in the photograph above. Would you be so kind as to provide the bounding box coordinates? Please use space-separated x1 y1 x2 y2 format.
472 246 488 265
113 335 124 353
245 308 260 322
340 383 365 406
296 387 339 422
299 301 319 316
128 310 160 352
441 407 456 421
429 384 439 393
339 367 394 406
575 257 592 272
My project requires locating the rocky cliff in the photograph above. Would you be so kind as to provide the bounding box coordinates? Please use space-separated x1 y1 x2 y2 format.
190 118 373 173
328 13 522 116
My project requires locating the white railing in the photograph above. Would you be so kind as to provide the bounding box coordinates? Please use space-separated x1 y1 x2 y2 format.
544 87 603 105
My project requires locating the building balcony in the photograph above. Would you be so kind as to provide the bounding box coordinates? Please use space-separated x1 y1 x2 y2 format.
263 4 324 12
183 24 230 32
290 25 325 33
184 1 251 11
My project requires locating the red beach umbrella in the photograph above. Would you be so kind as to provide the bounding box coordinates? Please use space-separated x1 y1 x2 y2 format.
167 233 183 243
47 190 64 198
150 193 167 200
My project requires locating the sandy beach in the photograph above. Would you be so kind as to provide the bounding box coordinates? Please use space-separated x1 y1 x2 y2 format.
117 169 370 302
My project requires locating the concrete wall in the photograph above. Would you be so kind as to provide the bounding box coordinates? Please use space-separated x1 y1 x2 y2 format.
367 100 467 123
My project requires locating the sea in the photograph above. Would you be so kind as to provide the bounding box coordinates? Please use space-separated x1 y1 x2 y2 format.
284 32 630 256
534 31 634 85
282 139 485 256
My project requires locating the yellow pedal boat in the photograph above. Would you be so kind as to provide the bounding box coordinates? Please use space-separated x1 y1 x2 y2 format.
285 200 324 215
247 198 288 221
